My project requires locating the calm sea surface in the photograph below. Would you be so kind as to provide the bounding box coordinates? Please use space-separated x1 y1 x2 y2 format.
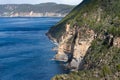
0 17 66 80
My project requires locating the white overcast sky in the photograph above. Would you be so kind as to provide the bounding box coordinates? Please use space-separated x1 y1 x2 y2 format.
0 0 83 5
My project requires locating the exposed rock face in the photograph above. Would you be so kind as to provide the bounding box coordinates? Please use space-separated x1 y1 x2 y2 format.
54 24 95 70
114 37 120 48
53 23 120 71
49 0 120 79
54 23 74 62
69 27 95 70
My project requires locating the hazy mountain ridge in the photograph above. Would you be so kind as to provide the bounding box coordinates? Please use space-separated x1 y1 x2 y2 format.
0 2 74 17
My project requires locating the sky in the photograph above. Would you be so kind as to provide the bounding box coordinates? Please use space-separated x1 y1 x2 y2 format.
0 0 83 5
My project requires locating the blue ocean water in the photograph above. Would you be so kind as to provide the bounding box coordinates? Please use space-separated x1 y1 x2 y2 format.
0 17 66 80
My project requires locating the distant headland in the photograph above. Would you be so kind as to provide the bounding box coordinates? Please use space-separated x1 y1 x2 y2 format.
0 2 75 17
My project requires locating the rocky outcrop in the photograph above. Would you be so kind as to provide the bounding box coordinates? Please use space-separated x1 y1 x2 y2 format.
113 37 120 48
53 22 120 71
54 23 95 70
49 0 120 79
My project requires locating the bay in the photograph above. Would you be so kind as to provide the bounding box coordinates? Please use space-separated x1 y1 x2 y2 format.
0 17 66 80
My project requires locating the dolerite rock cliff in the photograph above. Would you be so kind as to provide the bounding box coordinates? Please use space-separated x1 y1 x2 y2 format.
54 23 95 70
47 0 120 79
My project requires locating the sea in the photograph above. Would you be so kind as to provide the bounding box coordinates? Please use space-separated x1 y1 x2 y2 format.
0 17 66 80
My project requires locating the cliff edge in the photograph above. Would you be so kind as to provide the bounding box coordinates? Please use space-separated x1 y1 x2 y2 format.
47 0 120 79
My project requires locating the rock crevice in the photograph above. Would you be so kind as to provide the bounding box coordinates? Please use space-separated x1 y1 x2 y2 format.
54 24 95 70
53 23 120 71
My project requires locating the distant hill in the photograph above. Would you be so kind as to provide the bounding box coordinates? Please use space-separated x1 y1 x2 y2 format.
0 2 75 17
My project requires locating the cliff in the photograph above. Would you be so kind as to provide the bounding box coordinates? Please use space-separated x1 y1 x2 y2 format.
0 3 74 17
54 24 95 70
47 0 120 80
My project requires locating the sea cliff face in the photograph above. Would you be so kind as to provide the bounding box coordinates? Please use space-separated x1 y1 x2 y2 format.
47 0 120 79
54 23 95 70
49 22 120 71
48 23 120 79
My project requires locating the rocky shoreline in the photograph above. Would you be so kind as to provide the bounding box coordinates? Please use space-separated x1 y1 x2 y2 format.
47 0 120 79
47 23 120 71
47 23 95 71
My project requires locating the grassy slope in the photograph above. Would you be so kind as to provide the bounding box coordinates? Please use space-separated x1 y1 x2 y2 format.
48 0 120 40
49 0 120 79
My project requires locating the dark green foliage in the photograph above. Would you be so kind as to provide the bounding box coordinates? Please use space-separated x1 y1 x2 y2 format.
48 0 120 40
102 65 111 76
116 64 120 71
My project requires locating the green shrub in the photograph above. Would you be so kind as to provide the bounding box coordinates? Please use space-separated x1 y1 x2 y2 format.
116 64 120 71
102 65 111 76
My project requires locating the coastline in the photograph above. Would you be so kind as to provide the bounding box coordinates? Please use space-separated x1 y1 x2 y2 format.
0 16 64 18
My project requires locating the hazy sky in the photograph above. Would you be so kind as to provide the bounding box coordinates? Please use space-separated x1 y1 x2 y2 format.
0 0 83 5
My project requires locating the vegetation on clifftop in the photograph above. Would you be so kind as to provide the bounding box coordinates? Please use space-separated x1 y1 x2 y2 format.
52 39 120 80
48 0 120 40
48 0 120 80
